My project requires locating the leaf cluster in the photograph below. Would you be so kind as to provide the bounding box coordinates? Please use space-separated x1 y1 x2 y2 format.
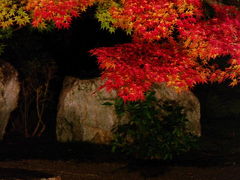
0 0 30 28
95 0 118 33
91 0 240 101
1 0 240 102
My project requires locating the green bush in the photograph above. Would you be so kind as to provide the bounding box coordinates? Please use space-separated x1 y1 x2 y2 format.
0 28 13 55
111 91 198 160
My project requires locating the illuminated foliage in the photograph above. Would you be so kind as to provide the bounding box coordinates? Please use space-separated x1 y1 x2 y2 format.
1 0 240 101
91 0 240 101
95 0 118 33
0 0 30 28
90 42 208 101
25 0 80 28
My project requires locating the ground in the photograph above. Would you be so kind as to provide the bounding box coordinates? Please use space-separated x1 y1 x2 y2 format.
0 116 240 180
1 159 240 180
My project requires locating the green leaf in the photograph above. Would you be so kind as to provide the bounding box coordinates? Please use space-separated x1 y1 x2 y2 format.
102 102 114 106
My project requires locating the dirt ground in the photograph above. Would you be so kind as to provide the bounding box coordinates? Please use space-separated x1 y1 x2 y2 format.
0 138 239 180
1 158 240 180
1 116 240 180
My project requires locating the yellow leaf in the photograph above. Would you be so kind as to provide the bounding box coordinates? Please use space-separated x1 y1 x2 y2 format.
230 79 238 86
184 37 192 48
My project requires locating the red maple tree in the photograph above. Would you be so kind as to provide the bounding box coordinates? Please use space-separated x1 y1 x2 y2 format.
11 0 240 101
90 0 240 101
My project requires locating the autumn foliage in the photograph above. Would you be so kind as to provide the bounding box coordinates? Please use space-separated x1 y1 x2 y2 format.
91 0 240 101
1 0 240 101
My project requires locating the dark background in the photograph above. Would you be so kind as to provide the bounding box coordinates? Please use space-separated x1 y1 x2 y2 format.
1 7 131 141
1 5 240 147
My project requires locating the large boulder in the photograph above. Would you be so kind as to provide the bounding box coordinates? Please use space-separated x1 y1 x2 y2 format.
0 60 20 140
153 84 201 136
56 77 200 144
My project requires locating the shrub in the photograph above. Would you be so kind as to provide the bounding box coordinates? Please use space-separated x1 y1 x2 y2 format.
111 91 198 160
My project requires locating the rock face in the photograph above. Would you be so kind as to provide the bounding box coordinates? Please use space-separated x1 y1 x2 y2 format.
57 77 201 144
56 77 123 144
153 84 201 136
0 60 20 140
